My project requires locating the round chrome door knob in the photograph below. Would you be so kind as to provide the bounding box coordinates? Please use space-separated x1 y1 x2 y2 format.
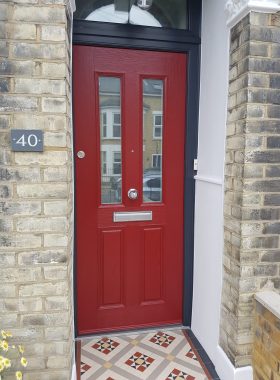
77 150 85 159
128 188 138 200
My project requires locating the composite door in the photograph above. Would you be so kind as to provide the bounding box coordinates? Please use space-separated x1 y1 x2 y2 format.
74 46 187 335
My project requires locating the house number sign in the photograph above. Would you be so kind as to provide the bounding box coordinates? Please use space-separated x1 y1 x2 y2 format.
11 130 44 152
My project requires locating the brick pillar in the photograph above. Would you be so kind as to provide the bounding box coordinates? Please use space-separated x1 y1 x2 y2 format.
220 12 280 367
0 1 74 379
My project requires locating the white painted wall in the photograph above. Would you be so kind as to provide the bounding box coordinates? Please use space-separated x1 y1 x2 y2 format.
191 1 277 379
192 0 228 358
194 1 229 181
71 362 77 380
191 1 242 379
194 0 280 380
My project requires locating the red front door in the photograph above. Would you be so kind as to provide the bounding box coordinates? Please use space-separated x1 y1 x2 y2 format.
74 46 187 335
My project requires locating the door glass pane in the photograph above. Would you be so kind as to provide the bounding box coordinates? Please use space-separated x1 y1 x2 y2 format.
143 79 163 203
99 77 122 204
74 0 188 30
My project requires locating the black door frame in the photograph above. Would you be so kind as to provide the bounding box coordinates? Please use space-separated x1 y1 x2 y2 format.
73 0 202 332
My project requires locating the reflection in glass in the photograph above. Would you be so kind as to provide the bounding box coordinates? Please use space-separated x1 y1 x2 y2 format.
74 0 188 30
99 77 122 204
143 79 163 203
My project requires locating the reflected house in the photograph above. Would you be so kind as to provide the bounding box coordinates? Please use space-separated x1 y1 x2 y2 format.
99 77 122 203
143 79 163 173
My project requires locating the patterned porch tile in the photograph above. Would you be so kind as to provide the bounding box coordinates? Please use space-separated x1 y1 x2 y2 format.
176 345 202 368
150 331 176 348
125 351 155 372
166 367 196 380
82 335 127 361
159 361 209 380
114 346 164 379
80 361 91 375
186 348 199 361
80 329 211 380
92 369 128 380
140 329 185 353
92 337 120 354
80 355 102 380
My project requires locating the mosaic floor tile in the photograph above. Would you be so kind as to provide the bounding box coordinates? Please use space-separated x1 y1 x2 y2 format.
125 351 155 372
93 369 128 380
115 346 164 379
79 329 211 380
141 329 185 354
80 355 102 380
176 345 203 369
186 348 198 361
80 361 91 375
150 332 176 348
166 368 195 380
92 337 120 355
82 335 127 361
159 361 208 380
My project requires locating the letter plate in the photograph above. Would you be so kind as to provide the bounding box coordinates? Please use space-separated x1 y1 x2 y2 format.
113 211 152 222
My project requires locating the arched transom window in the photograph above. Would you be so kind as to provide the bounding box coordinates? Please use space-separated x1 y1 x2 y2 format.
74 0 188 30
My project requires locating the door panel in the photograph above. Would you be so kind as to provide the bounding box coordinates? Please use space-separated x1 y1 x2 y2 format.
99 229 124 306
142 227 163 302
74 46 187 335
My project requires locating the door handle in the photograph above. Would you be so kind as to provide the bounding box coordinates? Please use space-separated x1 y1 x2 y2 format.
128 188 138 200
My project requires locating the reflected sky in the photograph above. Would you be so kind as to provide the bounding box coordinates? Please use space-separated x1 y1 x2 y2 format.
86 4 161 27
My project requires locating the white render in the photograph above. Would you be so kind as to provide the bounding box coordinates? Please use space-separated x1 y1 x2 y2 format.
71 362 77 380
216 347 253 380
192 0 280 379
225 0 280 26
70 0 76 12
192 0 230 378
255 291 280 320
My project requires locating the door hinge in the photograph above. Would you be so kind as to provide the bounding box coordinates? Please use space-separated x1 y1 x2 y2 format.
193 159 198 171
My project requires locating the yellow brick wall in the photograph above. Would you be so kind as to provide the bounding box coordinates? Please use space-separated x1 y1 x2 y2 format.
253 299 280 380
0 1 74 379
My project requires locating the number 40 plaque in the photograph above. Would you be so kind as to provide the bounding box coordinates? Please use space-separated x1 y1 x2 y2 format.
11 130 44 152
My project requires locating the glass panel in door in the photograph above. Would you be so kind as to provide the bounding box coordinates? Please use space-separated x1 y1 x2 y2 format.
142 79 163 203
99 77 122 204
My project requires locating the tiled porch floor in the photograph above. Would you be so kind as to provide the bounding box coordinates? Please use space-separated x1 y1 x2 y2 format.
78 328 218 379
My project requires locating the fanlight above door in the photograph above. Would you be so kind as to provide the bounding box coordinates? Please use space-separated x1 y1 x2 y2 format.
74 0 188 30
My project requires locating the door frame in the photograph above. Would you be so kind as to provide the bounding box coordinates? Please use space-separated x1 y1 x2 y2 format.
73 0 202 336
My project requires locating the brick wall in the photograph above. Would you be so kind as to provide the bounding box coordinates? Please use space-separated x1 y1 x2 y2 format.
0 1 74 379
220 12 280 367
253 291 280 380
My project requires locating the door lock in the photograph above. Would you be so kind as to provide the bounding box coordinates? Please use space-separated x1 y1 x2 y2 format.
77 150 85 159
128 188 138 200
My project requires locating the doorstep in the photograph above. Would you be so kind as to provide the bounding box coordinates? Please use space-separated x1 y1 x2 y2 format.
76 327 220 379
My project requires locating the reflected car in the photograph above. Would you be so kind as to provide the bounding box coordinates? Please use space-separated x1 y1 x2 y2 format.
143 174 162 202
114 171 162 202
